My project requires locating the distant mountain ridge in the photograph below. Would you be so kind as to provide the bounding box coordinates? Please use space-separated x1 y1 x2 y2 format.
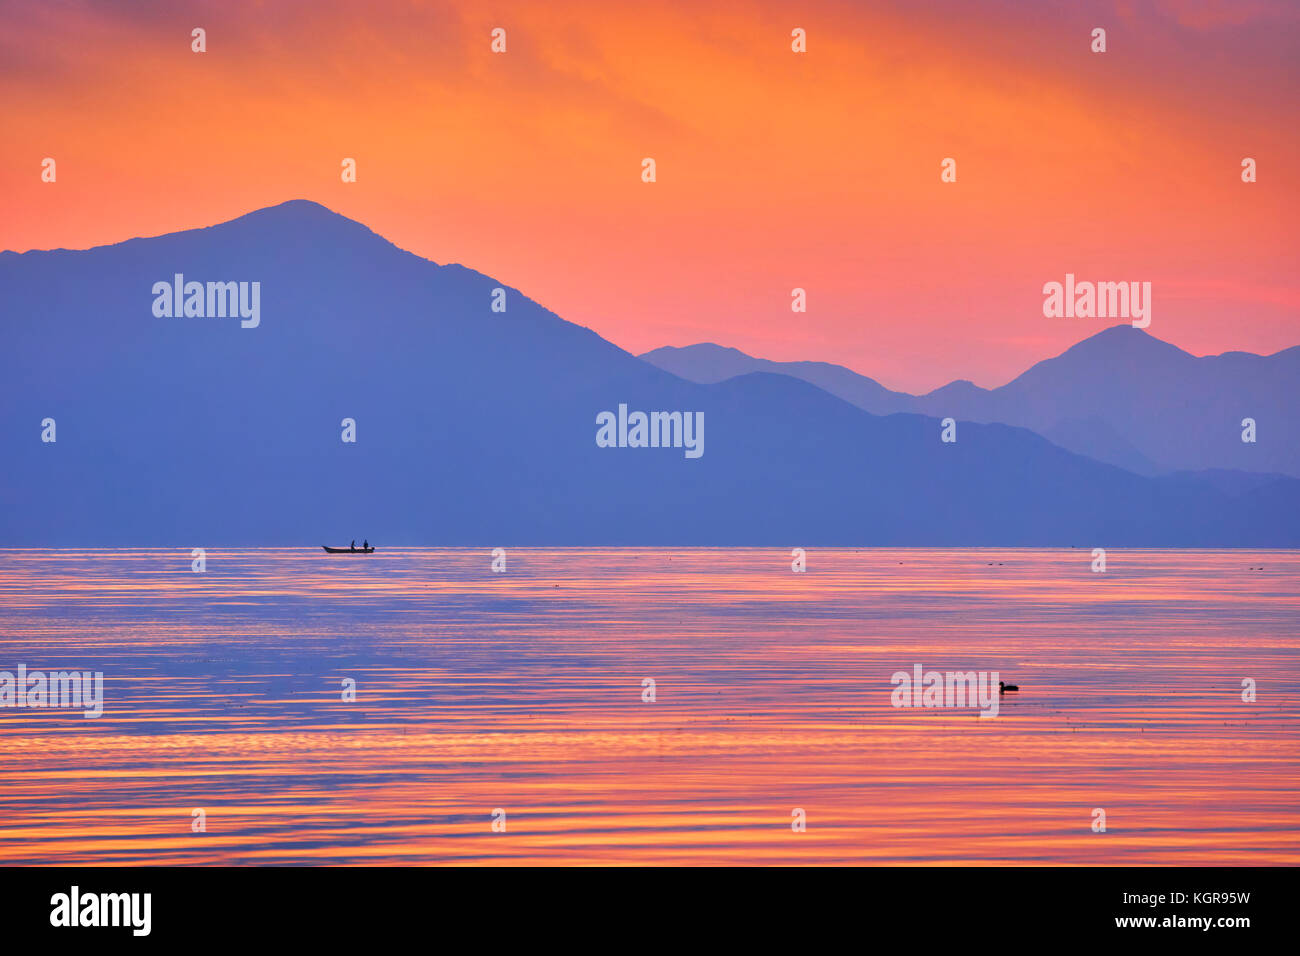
641 328 1300 477
2 199 1298 546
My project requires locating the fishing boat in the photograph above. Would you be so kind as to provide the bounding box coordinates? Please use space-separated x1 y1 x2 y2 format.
322 545 375 554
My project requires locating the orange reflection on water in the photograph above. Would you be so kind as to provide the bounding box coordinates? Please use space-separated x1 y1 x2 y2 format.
0 548 1297 864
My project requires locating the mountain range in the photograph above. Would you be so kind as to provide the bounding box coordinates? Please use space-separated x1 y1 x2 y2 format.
642 332 1300 478
2 199 1296 546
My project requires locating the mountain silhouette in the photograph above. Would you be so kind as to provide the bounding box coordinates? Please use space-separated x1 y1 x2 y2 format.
642 327 1300 478
3 200 1298 545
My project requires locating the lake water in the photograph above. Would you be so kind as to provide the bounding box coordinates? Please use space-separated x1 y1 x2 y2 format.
1 548 1297 865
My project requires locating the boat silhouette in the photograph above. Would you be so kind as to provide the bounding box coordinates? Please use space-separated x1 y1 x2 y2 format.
322 545 375 554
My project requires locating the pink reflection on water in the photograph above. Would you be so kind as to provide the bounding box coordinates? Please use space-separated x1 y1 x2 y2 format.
0 548 1297 864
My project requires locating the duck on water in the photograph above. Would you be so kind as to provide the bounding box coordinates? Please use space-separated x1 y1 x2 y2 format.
323 539 375 554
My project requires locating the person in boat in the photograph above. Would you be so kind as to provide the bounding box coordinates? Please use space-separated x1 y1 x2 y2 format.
350 539 356 552
363 539 368 550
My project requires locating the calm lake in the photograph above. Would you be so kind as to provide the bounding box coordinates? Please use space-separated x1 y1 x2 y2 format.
1 548 1297 865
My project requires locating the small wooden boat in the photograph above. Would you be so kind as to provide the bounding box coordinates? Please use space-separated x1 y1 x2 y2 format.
322 545 375 554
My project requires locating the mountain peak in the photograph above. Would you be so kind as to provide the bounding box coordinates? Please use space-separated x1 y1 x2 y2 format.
642 343 751 359
2 199 393 259
203 199 385 241
638 342 769 384
1065 324 1189 359
231 198 349 224
105 197 439 267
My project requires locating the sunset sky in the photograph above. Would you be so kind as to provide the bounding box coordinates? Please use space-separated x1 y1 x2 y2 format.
2 0 1296 392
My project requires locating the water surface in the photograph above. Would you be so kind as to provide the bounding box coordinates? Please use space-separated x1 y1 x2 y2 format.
0 548 1296 864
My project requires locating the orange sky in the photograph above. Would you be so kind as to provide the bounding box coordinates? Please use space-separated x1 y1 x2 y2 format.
2 0 1297 391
